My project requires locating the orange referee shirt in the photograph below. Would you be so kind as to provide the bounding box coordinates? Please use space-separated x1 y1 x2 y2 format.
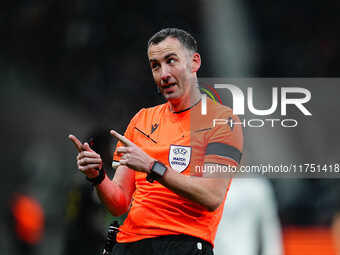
113 98 243 246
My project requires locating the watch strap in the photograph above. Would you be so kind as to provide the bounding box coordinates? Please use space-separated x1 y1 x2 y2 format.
86 168 105 186
146 161 167 183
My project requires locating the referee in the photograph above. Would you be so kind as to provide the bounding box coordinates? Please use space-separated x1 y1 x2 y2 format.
69 28 243 255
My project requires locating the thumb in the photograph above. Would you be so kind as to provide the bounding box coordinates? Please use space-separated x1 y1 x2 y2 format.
82 142 94 152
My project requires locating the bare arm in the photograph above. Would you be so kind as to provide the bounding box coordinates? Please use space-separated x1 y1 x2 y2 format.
158 167 230 211
96 165 135 216
68 134 135 216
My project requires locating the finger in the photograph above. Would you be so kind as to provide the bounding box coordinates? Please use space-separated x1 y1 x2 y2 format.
116 147 129 154
110 130 134 146
68 134 83 153
79 164 101 172
78 157 102 166
78 151 100 159
121 154 129 160
82 142 94 152
119 159 128 165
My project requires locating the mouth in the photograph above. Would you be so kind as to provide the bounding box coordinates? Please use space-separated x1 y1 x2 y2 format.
161 83 177 89
160 83 177 95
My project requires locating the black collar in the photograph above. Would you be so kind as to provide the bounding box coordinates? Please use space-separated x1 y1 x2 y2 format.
172 99 201 114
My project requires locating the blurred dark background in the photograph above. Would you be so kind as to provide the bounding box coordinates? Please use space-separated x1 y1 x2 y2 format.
1 1 340 254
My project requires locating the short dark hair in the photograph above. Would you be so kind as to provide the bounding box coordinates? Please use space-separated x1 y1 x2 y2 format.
147 28 198 52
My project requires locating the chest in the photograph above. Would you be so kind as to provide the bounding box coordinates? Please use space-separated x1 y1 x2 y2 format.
133 116 208 175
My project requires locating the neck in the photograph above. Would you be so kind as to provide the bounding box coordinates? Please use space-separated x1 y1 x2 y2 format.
169 84 201 113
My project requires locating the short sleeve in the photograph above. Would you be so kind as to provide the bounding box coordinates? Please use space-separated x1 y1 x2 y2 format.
204 113 243 167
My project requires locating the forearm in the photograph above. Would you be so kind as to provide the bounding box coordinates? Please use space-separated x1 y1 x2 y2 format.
158 167 229 211
69 133 134 216
95 175 131 216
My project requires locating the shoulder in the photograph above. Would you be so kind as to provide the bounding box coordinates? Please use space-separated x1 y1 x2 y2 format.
206 97 233 118
203 97 244 152
140 102 168 115
129 103 168 124
194 98 237 128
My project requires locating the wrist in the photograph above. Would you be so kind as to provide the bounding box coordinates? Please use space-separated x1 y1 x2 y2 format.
86 168 105 186
86 164 103 178
146 158 156 174
87 170 100 179
146 161 167 183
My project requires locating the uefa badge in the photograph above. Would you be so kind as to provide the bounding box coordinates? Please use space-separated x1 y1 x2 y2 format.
169 145 192 173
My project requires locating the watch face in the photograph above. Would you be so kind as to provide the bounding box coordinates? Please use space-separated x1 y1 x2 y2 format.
153 162 167 176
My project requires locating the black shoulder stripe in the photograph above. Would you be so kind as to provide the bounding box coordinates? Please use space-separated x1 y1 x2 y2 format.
205 142 242 164
134 127 157 144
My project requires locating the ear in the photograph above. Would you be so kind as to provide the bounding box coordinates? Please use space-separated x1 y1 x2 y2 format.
191 53 201 73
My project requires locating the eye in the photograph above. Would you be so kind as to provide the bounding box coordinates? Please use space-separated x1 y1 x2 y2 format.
167 58 176 64
151 62 160 70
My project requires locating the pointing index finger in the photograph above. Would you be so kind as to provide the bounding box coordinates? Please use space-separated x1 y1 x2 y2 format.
110 130 133 146
68 134 83 152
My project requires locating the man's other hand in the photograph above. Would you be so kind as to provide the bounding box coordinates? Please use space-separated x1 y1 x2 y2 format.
110 130 155 174
68 134 102 178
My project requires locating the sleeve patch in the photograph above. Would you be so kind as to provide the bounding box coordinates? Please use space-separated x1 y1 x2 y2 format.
205 142 242 164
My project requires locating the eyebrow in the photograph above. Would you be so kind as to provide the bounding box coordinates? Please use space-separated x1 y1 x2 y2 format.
149 53 178 63
164 53 177 59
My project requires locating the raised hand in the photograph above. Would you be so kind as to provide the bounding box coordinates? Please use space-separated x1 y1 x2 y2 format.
68 134 102 178
110 130 155 173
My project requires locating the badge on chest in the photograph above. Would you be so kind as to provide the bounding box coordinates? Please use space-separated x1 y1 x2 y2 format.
168 145 192 173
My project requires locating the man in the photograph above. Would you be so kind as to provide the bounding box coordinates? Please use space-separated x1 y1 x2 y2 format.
69 28 243 254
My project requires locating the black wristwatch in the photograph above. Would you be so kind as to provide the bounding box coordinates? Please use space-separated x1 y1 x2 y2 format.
146 161 167 183
86 168 105 186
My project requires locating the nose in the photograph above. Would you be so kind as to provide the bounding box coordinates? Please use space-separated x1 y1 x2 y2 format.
160 65 171 83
